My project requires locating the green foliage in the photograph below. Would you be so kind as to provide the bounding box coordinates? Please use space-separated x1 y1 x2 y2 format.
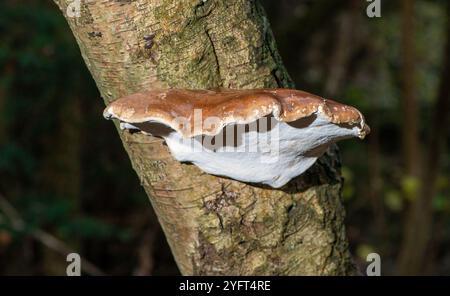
356 244 377 260
384 190 404 212
341 166 355 201
0 143 36 177
401 176 420 202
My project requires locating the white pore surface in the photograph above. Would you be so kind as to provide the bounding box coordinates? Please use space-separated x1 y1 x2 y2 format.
122 113 361 188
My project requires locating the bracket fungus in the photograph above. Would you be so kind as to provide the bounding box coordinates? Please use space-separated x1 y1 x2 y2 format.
104 88 370 188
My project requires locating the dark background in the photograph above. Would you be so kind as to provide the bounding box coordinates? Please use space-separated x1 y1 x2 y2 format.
0 0 448 275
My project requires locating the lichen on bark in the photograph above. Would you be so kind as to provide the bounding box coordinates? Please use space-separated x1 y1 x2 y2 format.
53 0 357 275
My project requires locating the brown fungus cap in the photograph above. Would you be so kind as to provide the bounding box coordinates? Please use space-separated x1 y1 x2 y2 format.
103 88 370 138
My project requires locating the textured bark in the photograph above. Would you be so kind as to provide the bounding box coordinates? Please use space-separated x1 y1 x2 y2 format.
53 0 356 275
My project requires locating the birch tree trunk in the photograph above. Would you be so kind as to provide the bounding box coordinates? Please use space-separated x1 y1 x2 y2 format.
53 0 357 275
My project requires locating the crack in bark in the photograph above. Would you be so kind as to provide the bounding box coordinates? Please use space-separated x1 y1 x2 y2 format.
205 28 222 85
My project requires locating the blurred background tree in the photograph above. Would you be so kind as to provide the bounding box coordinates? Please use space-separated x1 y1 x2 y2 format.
0 0 448 275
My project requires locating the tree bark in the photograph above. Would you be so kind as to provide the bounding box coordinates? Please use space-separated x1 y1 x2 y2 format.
52 0 356 275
